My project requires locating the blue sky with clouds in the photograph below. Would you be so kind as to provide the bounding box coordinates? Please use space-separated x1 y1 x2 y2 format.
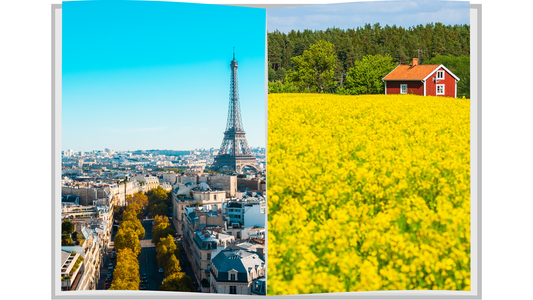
267 0 470 33
62 1 265 152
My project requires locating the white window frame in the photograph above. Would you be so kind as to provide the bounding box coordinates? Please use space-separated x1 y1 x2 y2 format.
436 70 444 80
400 84 407 94
436 84 445 95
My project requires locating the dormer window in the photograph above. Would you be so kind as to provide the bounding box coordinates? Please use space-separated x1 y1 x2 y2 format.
230 273 236 281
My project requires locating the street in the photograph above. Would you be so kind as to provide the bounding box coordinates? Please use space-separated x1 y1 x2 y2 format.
96 227 116 290
138 218 165 291
95 216 198 292
177 239 200 292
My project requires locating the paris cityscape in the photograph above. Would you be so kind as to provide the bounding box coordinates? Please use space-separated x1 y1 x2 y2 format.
61 52 267 295
60 145 266 294
60 0 266 294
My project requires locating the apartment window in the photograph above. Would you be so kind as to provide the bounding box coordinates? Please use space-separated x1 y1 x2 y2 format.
230 273 236 281
230 286 237 294
207 253 211 260
400 84 407 94
436 70 444 80
436 84 445 95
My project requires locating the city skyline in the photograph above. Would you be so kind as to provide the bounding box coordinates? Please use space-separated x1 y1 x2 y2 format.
267 0 470 33
62 146 266 154
62 1 266 152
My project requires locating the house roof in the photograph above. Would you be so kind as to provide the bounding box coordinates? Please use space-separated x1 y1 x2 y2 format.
211 249 265 282
383 64 441 80
62 195 79 203
383 64 460 81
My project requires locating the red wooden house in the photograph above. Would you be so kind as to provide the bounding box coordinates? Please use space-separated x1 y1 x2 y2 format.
382 58 460 97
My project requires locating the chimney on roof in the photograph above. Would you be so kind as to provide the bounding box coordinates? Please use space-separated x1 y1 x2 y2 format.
412 58 418 66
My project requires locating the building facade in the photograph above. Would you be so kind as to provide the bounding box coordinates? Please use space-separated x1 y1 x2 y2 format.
210 249 265 295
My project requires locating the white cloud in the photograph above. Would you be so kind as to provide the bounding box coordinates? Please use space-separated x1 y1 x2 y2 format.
267 0 469 32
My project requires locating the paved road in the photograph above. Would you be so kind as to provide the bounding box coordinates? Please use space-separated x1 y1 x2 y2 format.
96 229 116 290
139 219 165 291
177 240 200 292
95 217 190 291
96 219 163 291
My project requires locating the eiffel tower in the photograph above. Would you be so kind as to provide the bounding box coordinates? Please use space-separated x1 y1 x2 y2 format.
212 49 259 172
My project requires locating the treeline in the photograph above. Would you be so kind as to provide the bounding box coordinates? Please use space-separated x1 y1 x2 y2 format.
268 23 469 80
268 23 470 98
146 186 172 217
153 215 194 292
109 203 144 290
110 188 193 291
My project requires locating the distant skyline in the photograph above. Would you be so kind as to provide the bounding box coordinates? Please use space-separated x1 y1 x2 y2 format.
62 146 265 154
62 1 266 152
267 0 470 33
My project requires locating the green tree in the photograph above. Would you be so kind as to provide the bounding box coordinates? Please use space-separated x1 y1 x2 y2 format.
123 202 144 221
110 248 140 290
153 215 169 232
341 54 396 95
61 233 73 246
127 192 148 209
148 186 169 203
159 272 194 292
152 223 175 245
147 186 170 217
286 40 337 93
62 220 75 235
149 203 168 218
268 80 300 94
156 234 178 268
120 220 145 240
266 23 470 89
114 228 141 256
165 254 181 276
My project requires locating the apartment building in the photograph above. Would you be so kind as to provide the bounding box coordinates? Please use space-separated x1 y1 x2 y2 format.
190 228 235 292
210 249 265 295
136 174 159 191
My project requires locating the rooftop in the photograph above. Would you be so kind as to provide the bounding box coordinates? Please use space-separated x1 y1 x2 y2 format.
211 249 265 282
383 64 442 81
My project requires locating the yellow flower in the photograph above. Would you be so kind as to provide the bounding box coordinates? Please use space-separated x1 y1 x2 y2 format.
267 94 470 295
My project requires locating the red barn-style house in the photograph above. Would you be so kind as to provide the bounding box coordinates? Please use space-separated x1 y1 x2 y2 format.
383 58 460 97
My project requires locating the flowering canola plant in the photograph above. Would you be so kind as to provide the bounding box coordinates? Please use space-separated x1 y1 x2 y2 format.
267 94 470 295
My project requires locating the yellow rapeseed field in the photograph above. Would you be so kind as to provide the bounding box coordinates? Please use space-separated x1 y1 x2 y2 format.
267 93 470 295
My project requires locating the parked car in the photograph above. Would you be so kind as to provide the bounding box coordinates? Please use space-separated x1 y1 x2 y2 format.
108 263 113 269
159 268 164 273
107 271 112 277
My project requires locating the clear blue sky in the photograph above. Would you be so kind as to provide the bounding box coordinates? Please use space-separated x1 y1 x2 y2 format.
62 1 266 152
267 0 470 33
